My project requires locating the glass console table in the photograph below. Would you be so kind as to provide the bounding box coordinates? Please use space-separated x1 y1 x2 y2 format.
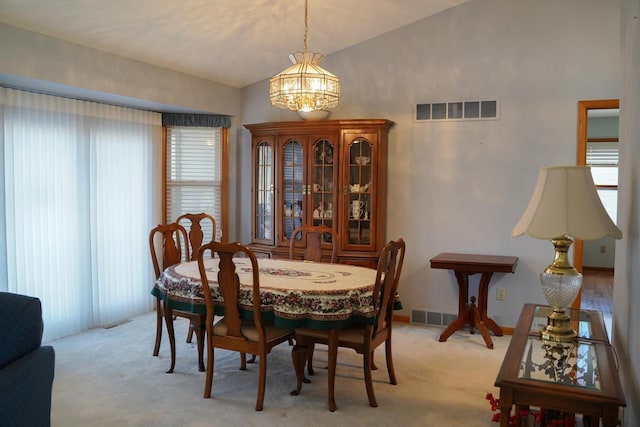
494 304 625 427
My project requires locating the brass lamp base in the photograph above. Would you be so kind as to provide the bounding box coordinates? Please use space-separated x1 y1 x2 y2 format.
539 236 582 343
541 308 578 342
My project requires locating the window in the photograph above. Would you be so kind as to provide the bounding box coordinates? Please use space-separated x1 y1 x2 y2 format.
165 126 227 241
586 141 618 224
0 87 161 341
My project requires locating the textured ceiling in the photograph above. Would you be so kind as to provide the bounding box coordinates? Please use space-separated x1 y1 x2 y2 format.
0 0 469 88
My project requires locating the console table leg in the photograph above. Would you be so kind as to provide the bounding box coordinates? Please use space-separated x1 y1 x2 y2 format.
439 310 470 342
454 271 469 315
484 317 504 336
499 390 514 427
439 271 472 342
500 406 512 427
602 405 620 427
470 296 494 349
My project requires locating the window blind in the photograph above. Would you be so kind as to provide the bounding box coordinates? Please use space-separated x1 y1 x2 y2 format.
166 127 222 242
586 141 618 224
587 142 618 186
0 86 162 341
586 142 618 165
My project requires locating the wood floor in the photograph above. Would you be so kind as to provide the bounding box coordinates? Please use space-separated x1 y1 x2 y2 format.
581 267 613 336
581 268 614 314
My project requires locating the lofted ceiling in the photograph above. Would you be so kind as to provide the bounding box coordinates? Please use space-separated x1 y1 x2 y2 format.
0 0 469 88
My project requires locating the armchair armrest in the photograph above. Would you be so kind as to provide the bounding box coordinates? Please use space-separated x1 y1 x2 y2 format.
0 346 55 427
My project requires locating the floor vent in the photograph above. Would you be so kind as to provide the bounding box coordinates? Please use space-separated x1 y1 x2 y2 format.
427 311 442 325
410 308 427 325
410 308 457 326
443 313 458 326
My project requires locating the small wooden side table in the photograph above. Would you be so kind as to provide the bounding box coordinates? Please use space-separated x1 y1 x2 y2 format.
430 252 518 349
495 304 625 427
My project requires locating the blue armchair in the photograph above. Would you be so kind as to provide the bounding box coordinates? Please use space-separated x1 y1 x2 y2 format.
0 292 55 427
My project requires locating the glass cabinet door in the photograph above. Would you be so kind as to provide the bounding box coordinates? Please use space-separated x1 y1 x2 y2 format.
281 138 304 243
307 138 336 244
253 139 274 244
346 137 374 248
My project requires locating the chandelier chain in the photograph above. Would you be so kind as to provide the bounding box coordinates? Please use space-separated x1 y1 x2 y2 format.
303 0 308 53
269 0 340 112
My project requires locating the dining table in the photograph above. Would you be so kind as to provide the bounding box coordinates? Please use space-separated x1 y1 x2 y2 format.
151 256 387 411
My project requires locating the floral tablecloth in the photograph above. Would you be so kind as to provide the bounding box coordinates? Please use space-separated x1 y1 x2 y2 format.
152 258 383 329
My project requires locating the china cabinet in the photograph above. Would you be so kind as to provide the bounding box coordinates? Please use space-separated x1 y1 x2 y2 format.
244 119 394 267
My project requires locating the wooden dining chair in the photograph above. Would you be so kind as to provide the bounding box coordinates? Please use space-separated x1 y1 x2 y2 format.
149 223 205 373
196 241 295 411
293 238 406 407
177 212 216 343
289 224 338 263
287 224 338 346
177 212 217 261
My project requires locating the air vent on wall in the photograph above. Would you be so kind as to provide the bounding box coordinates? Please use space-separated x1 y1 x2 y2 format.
415 99 499 122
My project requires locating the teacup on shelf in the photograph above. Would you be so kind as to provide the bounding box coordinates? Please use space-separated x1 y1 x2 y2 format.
349 183 369 193
355 156 370 166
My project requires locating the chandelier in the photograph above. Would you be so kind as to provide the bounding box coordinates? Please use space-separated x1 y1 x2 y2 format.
269 0 340 112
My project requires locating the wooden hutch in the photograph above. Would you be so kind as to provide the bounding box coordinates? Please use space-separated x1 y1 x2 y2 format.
244 119 394 268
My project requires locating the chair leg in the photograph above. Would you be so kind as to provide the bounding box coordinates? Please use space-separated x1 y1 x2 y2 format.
153 298 162 356
240 353 247 370
193 318 205 372
328 330 338 412
186 324 194 343
203 345 214 398
363 350 378 407
306 342 316 376
385 338 397 385
163 302 177 374
291 344 311 396
255 354 267 411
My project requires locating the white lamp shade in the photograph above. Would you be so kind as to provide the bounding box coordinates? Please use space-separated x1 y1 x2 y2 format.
512 166 622 240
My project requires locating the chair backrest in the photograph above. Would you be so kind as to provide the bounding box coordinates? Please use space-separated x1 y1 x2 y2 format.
197 241 266 341
176 213 217 261
372 238 406 335
149 223 190 279
289 224 338 263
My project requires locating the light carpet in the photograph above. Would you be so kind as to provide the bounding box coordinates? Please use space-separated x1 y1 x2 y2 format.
47 312 511 426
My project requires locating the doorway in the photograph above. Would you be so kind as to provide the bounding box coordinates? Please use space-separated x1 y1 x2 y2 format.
574 99 619 333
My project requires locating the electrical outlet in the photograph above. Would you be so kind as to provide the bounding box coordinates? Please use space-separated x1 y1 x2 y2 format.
496 287 506 301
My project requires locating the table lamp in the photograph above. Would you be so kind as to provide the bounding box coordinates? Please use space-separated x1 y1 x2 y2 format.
512 166 622 342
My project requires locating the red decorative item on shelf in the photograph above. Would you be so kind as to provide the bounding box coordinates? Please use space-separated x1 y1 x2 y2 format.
486 392 575 427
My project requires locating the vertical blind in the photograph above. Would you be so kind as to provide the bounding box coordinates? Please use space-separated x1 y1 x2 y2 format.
0 87 162 341
166 127 222 242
